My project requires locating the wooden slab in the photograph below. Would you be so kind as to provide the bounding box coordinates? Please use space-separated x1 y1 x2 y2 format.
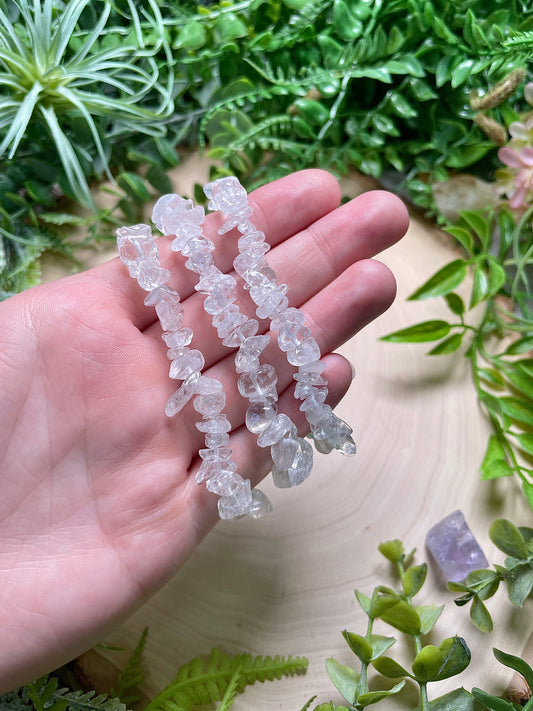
44 160 532 708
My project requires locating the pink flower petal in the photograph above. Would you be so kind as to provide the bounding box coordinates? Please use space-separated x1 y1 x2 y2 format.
498 146 523 168
520 147 533 166
510 183 527 209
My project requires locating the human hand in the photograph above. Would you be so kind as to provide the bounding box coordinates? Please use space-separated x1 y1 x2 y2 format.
0 170 408 690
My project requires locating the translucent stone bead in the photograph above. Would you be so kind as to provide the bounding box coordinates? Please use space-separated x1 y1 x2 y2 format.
257 413 292 447
199 446 233 461
271 466 292 488
137 263 170 291
245 400 277 434
193 391 226 415
294 380 327 400
218 206 253 234
310 413 355 455
300 388 327 414
238 364 278 401
238 230 266 251
242 265 277 289
181 234 215 257
204 284 237 315
305 403 332 426
205 431 230 448
116 224 157 276
169 349 205 379
151 193 184 232
170 224 203 253
152 194 205 235
299 360 327 374
278 322 312 352
222 318 259 347
206 469 245 496
216 310 248 339
287 337 321 366
234 251 265 275
217 478 253 519
271 430 299 469
164 328 193 350
195 415 232 433
165 371 200 417
197 375 224 394
195 267 236 294
247 488 274 518
144 285 180 307
196 459 237 485
256 292 289 320
185 252 213 274
234 352 259 374
212 304 240 329
234 334 270 374
156 299 184 332
204 176 249 214
287 438 313 486
271 307 306 332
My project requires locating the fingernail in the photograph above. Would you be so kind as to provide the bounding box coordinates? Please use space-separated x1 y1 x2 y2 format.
350 361 356 380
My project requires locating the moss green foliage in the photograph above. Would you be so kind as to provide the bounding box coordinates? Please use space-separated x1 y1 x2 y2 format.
1 0 532 297
1 640 308 711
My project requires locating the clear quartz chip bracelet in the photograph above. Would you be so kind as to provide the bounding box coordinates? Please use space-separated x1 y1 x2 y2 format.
116 218 272 521
203 176 357 468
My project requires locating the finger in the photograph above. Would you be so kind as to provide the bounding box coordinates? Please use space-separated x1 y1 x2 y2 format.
94 169 342 329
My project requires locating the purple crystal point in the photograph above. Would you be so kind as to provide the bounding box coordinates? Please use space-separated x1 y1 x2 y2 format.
425 510 488 582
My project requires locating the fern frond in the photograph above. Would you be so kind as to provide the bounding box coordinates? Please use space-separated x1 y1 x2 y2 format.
501 30 533 51
144 648 308 711
111 627 148 704
52 688 127 711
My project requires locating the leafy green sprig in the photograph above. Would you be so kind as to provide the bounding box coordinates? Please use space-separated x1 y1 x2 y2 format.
311 539 471 711
381 206 533 508
449 519 533 634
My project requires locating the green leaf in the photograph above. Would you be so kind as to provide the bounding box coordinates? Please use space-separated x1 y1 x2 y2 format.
444 226 474 254
403 564 427 597
117 171 151 204
356 682 405 707
471 687 516 711
354 589 371 615
465 570 500 600
385 55 425 77
420 687 479 710
470 262 490 308
523 482 533 512
409 260 468 301
378 539 404 563
504 564 533 607
499 397 533 428
325 658 359 705
493 648 533 690
478 368 506 388
388 92 417 118
470 596 493 633
505 337 533 355
490 519 529 559
174 20 206 50
381 320 452 343
445 293 465 316
433 637 471 681
506 366 533 400
216 12 248 42
486 258 506 297
368 635 396 661
145 165 172 195
460 210 491 247
372 656 411 678
416 605 444 634
332 0 363 40
379 600 421 635
480 435 513 480
451 59 475 87
342 632 372 664
368 592 402 619
428 333 463 355
516 433 533 456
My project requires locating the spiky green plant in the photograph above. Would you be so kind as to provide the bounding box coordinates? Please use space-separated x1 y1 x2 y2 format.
0 0 174 207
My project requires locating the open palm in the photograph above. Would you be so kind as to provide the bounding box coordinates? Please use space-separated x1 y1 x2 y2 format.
0 170 408 690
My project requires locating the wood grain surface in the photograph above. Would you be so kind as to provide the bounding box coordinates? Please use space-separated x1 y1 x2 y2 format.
44 158 533 708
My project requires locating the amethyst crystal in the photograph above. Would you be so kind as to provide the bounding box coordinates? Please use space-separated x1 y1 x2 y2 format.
426 510 489 582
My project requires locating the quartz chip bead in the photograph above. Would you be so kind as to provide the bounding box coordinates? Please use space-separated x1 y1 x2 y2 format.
165 371 201 417
116 224 158 277
272 438 313 488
